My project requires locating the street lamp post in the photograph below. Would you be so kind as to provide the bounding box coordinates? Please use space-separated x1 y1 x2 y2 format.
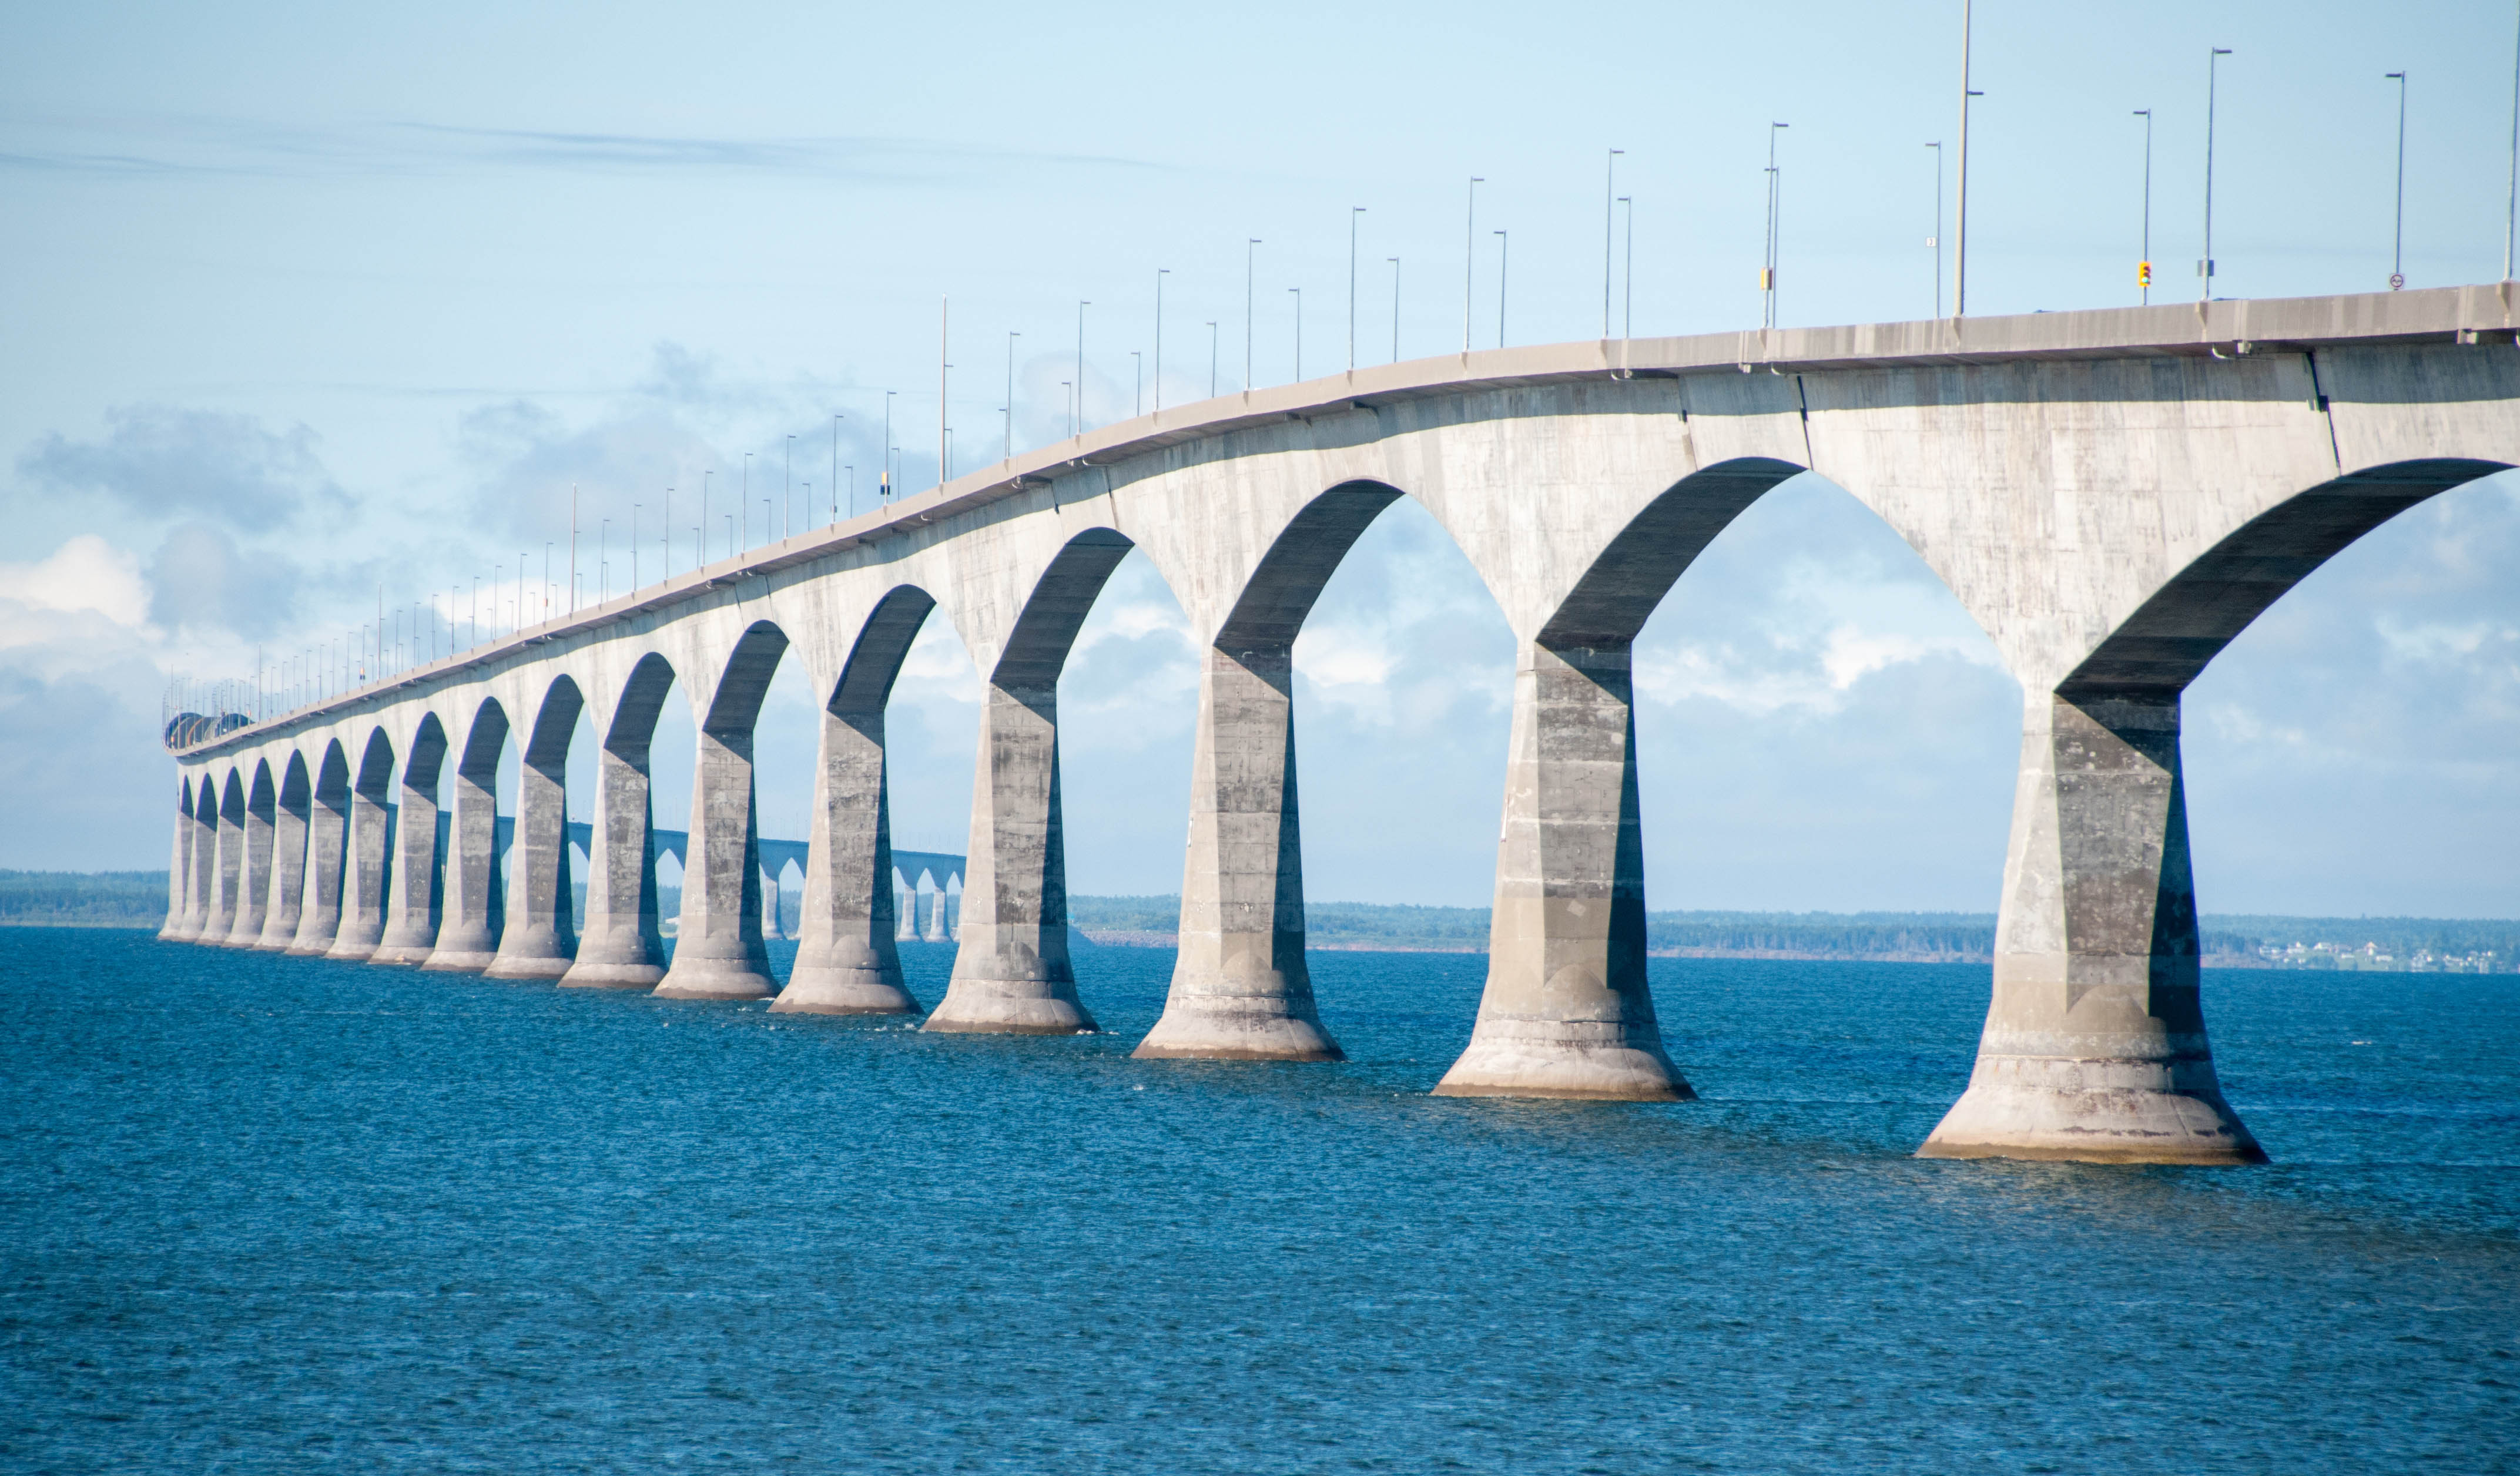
785 434 795 538
1762 123 1788 329
1288 287 1301 380
1004 331 1019 462
1493 230 1507 347
1604 147 1623 338
1206 322 1218 398
1463 176 1483 353
1245 240 1260 393
831 414 841 525
2386 71 2408 290
2133 112 2152 304
1074 300 1088 435
1131 350 1142 415
1956 0 1979 318
1348 207 1365 371
2203 46 2232 301
1926 140 1943 317
1155 268 1168 410
1388 258 1400 362
1618 196 1633 343
939 297 951 486
2506 0 2518 282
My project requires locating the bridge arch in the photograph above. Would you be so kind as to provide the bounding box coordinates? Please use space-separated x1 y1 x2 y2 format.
652 623 789 1000
485 675 584 978
326 728 398 960
2066 457 2515 700
424 697 511 971
924 527 1140 1035
288 737 353 955
373 713 448 963
254 749 314 950
564 653 676 989
777 583 937 1015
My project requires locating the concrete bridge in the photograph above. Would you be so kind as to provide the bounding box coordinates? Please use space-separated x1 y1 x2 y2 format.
156 284 2520 1165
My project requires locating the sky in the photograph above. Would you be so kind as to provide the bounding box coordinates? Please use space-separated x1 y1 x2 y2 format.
2 0 2515 917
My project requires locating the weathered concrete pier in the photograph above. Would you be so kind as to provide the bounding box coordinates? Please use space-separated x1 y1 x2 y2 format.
160 285 2520 1164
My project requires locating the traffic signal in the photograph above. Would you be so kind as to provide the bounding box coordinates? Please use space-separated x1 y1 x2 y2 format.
2137 260 2152 289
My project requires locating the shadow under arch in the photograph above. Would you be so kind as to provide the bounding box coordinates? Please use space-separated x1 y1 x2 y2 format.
654 622 790 1000
487 675 585 979
329 729 398 959
425 697 511 972
176 774 217 938
565 653 678 989
373 713 448 964
287 738 354 955
924 529 1138 1036
2066 457 2515 699
776 583 938 1016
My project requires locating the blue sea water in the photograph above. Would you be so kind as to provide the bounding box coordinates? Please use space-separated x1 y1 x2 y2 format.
2 927 2515 1474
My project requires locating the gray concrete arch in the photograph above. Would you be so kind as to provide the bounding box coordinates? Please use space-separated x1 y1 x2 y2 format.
925 528 1137 1035
654 621 789 1001
776 583 936 1017
163 776 207 940
288 739 352 956
253 751 314 951
565 652 676 989
1923 453 2518 1166
371 714 447 965
329 729 397 960
1136 479 1413 1062
221 761 276 947
424 697 511 972
486 676 584 980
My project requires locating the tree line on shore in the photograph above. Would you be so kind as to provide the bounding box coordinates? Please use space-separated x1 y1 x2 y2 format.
8 871 2513 971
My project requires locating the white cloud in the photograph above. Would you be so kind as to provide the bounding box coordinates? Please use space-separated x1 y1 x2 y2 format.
0 534 149 627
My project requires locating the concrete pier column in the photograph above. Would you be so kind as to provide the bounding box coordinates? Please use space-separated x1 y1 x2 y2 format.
160 788 191 939
423 711 507 972
1137 645 1339 1061
894 882 918 942
924 680 1094 1034
202 777 243 942
1435 642 1690 1101
1920 693 2264 1164
288 753 349 956
563 739 665 988
489 687 580 981
222 771 275 948
371 725 446 965
655 723 776 999
328 753 394 961
253 764 310 950
163 784 208 940
182 784 219 940
776 703 920 1016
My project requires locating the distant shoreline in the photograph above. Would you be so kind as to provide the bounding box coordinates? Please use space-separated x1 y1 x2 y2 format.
7 871 2512 973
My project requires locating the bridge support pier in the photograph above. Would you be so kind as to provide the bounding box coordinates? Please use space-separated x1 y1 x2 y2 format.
654 726 776 1000
1922 693 2264 1165
488 717 577 980
423 733 505 972
371 762 444 965
925 682 1095 1034
222 779 273 947
252 779 309 950
1435 642 1691 1101
168 791 213 940
288 776 347 956
1138 645 1339 1062
777 707 920 1015
328 782 391 960
563 740 665 988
